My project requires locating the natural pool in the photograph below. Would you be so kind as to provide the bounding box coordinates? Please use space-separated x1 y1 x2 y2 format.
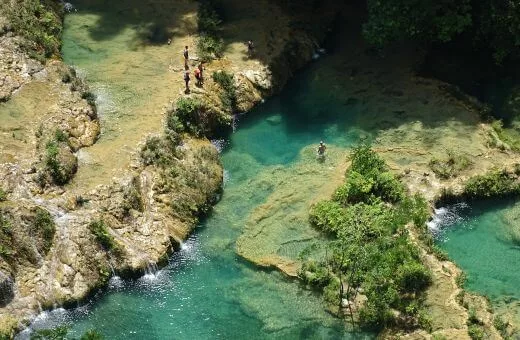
433 200 520 309
19 5 376 335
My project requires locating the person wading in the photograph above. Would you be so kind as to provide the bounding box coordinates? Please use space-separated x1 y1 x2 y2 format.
317 141 326 157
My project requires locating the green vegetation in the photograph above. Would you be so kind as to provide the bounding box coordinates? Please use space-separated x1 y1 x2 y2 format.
0 188 6 202
212 71 237 112
197 0 224 61
2 0 64 62
363 0 520 63
0 211 13 260
88 220 120 253
300 145 432 331
429 151 472 179
32 207 55 254
493 315 509 338
463 169 520 199
30 326 68 340
54 129 68 143
45 141 69 185
490 120 520 151
30 327 104 340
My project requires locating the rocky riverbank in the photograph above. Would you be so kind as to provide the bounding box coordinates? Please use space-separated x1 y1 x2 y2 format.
0 0 340 336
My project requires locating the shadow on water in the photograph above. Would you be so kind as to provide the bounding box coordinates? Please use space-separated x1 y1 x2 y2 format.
71 0 197 45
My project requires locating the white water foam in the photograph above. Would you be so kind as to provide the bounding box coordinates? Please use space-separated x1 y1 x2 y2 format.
427 202 469 235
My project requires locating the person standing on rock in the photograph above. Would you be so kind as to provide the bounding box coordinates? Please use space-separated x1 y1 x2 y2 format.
198 62 204 85
247 40 254 57
183 46 189 69
194 67 202 87
184 69 191 93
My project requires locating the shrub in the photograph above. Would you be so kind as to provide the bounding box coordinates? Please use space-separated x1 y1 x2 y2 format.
30 326 68 340
464 170 519 199
54 129 68 143
198 0 222 35
32 207 55 253
212 71 237 111
44 141 75 185
196 0 224 61
88 220 120 253
4 0 63 60
396 262 432 292
197 35 224 61
467 324 485 340
81 91 96 107
141 137 167 166
493 315 508 337
0 189 6 202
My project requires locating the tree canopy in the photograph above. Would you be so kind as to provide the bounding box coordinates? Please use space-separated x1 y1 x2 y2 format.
363 0 520 63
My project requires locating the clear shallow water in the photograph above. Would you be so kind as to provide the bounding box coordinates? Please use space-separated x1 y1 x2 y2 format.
22 23 373 337
433 200 520 303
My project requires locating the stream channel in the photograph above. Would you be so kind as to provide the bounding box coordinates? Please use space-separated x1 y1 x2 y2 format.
19 2 370 339
17 1 520 338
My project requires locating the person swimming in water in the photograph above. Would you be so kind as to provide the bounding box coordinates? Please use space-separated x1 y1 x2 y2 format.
317 141 326 156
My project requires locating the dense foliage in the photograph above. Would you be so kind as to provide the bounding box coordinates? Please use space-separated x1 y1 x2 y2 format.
363 0 520 63
197 0 224 61
2 0 64 61
463 169 520 198
301 145 432 330
212 71 237 112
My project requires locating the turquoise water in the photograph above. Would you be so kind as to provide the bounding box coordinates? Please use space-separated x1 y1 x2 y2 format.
434 200 520 303
21 11 373 336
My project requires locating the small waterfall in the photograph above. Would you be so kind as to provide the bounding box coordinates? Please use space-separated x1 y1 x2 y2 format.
210 139 226 153
427 202 469 235
141 261 160 282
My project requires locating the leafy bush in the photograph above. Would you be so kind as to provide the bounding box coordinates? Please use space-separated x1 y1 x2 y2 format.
464 170 520 199
396 262 432 292
54 129 68 143
4 0 64 60
30 326 68 340
467 324 485 340
88 220 120 253
305 146 431 330
333 145 404 204
212 71 237 111
196 0 224 61
198 0 222 35
197 35 224 62
32 207 55 253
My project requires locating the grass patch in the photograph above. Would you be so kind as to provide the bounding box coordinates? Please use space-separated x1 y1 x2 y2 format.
301 145 431 331
88 220 120 253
